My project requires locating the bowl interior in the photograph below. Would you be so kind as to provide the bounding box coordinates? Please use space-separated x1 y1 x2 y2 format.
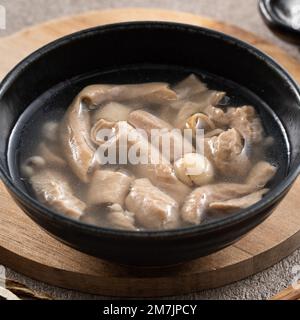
7 64 289 224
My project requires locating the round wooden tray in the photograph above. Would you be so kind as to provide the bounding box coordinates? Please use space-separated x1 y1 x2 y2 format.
0 8 300 298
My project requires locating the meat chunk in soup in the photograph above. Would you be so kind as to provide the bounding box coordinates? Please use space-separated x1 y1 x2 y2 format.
128 109 173 133
87 170 134 206
173 74 208 99
107 204 137 231
161 74 224 125
181 183 255 225
181 161 277 225
128 110 194 161
92 102 133 124
246 161 278 188
174 91 225 128
60 96 95 183
30 169 86 219
228 105 264 144
204 128 224 139
78 83 177 108
125 178 180 230
204 128 251 177
90 119 121 146
209 189 269 212
204 105 230 127
186 113 216 137
134 163 191 205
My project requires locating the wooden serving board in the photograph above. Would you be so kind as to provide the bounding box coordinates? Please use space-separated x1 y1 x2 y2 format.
1 8 300 298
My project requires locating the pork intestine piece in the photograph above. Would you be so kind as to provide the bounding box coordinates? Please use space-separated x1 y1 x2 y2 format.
107 204 137 231
204 128 224 139
78 83 177 108
181 161 277 225
30 169 86 219
128 110 173 133
173 74 208 100
90 119 117 146
204 105 230 127
125 178 180 230
87 170 134 207
128 110 194 162
133 162 191 205
246 161 278 188
159 74 224 125
92 102 133 124
228 105 264 144
174 91 225 128
60 94 95 183
204 128 251 177
209 189 269 212
181 183 255 225
186 113 216 137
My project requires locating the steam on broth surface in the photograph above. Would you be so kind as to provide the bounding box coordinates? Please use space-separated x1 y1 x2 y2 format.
20 74 277 231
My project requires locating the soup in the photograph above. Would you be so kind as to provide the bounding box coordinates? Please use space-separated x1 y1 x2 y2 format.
19 74 277 231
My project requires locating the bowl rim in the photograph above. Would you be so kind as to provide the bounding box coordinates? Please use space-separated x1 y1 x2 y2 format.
0 20 300 239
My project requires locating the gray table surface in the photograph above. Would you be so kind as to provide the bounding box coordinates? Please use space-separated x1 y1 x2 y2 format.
0 0 300 300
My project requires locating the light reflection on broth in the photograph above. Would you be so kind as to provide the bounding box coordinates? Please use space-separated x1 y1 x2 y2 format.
19 74 277 231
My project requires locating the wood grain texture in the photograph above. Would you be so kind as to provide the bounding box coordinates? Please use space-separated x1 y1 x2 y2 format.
0 8 300 297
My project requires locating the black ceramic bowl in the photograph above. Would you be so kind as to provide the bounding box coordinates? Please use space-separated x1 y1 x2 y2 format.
1 22 300 266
